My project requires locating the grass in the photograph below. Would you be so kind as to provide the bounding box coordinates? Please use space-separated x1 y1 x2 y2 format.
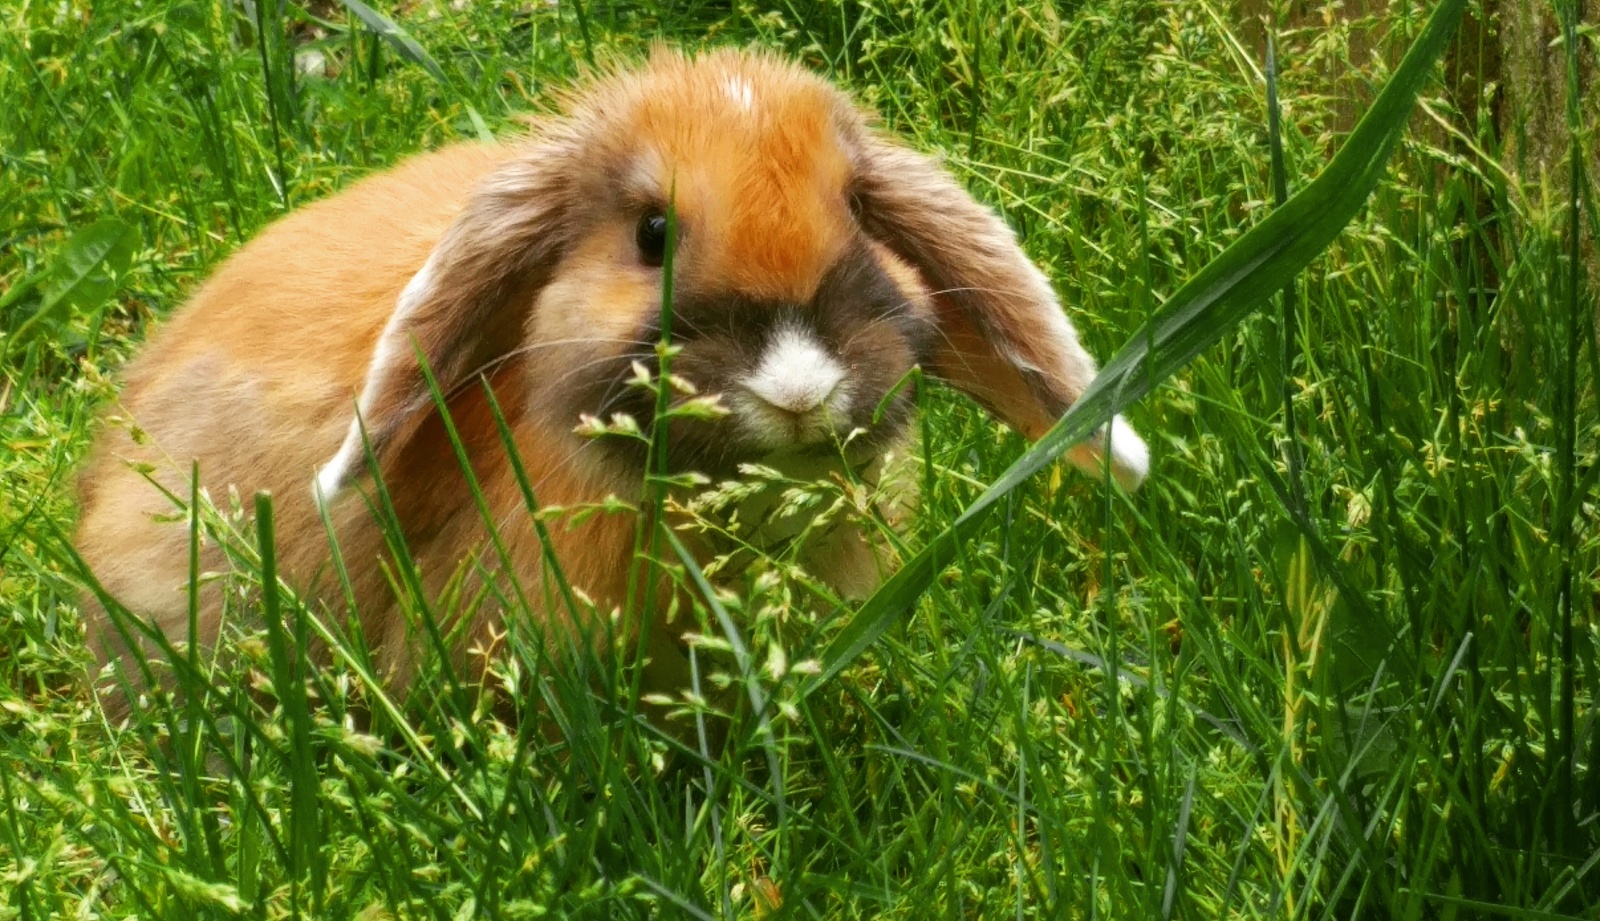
2 0 1597 918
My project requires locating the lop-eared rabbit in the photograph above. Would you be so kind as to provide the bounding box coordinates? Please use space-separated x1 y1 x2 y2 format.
77 48 1148 714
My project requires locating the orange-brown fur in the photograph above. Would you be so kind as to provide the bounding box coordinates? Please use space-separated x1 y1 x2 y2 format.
77 47 1145 714
78 145 517 682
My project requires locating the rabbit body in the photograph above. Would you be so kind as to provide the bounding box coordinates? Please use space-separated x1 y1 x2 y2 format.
78 142 664 695
78 48 1148 707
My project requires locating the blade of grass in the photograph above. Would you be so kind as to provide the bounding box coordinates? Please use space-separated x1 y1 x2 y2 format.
1551 0 1585 852
1266 27 1308 519
1161 766 1198 920
666 529 786 825
632 195 680 714
4 218 135 356
254 492 322 917
248 0 291 207
332 0 447 83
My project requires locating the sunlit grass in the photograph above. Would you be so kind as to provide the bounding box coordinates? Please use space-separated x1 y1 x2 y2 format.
2 1 1596 918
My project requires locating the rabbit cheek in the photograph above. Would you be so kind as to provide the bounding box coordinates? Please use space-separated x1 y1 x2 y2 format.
527 241 665 443
804 243 932 446
529 235 659 348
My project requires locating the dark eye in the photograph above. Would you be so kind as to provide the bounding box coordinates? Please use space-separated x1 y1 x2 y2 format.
636 211 668 267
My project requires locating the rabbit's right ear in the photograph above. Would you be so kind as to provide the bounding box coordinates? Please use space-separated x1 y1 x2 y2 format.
851 134 1149 489
314 145 576 505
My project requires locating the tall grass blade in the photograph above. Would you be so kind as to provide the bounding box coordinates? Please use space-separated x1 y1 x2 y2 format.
249 0 292 206
667 529 786 822
481 383 582 620
1265 27 1308 517
334 0 448 83
1162 767 1198 919
0 766 36 921
804 0 1468 695
634 195 680 641
253 492 322 916
1551 0 1586 850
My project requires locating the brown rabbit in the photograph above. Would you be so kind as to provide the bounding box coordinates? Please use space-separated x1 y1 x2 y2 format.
76 47 1148 712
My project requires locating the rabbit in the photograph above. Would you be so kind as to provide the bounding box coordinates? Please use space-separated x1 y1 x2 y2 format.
75 47 1149 716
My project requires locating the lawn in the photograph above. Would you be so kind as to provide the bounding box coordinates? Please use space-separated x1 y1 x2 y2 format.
2 0 1597 918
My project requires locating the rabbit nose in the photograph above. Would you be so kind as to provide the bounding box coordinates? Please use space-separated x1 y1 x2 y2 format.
751 374 843 415
745 328 846 415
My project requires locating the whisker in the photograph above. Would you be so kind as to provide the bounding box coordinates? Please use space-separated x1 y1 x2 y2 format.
488 437 602 540
662 311 707 339
833 310 918 356
450 336 650 399
546 352 652 412
913 283 1042 301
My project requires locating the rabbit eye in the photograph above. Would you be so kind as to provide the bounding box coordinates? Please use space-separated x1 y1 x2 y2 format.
636 212 668 267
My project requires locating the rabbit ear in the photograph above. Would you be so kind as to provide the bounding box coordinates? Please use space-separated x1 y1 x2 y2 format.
314 149 575 504
853 137 1149 489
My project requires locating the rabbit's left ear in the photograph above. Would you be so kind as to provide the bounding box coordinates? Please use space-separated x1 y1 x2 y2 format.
852 136 1148 489
314 144 577 505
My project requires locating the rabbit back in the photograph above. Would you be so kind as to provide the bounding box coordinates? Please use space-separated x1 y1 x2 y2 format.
77 142 521 688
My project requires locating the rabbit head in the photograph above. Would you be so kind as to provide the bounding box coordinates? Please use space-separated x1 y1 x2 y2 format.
312 47 1147 507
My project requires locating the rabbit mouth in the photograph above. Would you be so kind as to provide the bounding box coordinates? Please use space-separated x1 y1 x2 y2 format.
729 387 855 451
598 317 910 475
585 364 909 480
732 393 852 449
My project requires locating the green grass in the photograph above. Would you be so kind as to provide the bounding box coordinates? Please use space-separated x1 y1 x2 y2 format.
2 0 1597 918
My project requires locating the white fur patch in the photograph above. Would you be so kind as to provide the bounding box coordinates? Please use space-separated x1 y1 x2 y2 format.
745 327 845 413
313 442 356 510
723 75 755 112
313 252 440 507
735 326 850 448
1064 414 1149 490
1105 414 1150 490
